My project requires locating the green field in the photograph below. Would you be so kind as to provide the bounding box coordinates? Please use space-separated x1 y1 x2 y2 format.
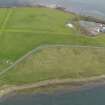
1 46 105 85
0 7 105 86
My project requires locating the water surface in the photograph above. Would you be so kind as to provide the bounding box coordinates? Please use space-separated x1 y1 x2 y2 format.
1 85 105 105
0 0 105 18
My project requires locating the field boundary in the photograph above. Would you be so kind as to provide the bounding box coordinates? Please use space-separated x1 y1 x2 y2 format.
0 44 105 76
1 9 13 31
0 29 71 35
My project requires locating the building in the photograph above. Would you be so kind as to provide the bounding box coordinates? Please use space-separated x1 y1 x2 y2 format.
100 27 105 32
91 23 105 34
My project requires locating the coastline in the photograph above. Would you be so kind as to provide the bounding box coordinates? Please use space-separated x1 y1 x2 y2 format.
0 4 105 37
1 75 105 99
0 5 105 101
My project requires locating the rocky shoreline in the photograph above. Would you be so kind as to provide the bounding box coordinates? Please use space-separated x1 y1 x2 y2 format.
1 75 105 99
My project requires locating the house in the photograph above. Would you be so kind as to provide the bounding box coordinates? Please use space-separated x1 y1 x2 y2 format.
95 27 100 33
91 22 105 34
100 27 105 32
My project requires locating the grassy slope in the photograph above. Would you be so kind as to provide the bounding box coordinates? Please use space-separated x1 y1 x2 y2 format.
0 7 105 85
0 8 105 61
1 47 105 85
0 7 75 71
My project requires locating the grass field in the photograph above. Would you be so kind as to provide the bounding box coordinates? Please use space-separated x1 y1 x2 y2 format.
0 7 76 71
0 7 105 86
1 46 105 85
